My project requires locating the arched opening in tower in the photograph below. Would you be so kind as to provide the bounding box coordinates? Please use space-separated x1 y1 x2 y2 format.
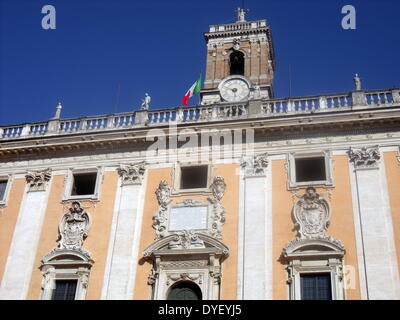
230 51 245 76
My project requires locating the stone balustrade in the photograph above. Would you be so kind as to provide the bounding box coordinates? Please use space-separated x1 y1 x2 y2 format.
1 88 399 141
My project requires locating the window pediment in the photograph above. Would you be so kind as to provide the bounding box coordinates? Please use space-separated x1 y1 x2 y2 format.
143 233 229 258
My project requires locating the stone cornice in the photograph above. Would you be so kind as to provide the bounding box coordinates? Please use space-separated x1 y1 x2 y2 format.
1 106 399 158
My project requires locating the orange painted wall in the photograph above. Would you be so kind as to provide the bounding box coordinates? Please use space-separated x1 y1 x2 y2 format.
215 164 239 300
134 167 172 299
271 156 361 299
271 159 296 299
27 171 118 300
0 178 25 282
133 164 239 300
328 156 361 299
384 152 400 278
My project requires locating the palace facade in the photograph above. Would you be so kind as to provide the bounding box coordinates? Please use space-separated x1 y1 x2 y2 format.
0 9 400 300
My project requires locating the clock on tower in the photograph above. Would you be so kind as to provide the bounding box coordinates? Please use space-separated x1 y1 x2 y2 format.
200 8 275 105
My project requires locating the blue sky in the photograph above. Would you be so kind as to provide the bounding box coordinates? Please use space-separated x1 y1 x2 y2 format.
0 0 399 125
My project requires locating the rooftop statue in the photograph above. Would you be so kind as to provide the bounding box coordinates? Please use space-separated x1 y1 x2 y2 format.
354 74 362 91
237 7 247 22
141 93 151 110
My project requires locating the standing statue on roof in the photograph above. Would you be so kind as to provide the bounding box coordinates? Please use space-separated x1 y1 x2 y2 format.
354 74 362 91
141 93 151 110
237 8 247 22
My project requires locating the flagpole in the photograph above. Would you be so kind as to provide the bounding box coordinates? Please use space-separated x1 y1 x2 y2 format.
198 71 202 106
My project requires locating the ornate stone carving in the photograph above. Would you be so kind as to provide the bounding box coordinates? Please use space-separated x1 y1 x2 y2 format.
168 230 205 250
208 176 227 239
160 260 208 269
240 153 269 177
155 180 171 206
57 201 91 256
25 168 52 192
152 181 172 239
348 146 380 168
209 176 226 201
293 187 331 239
166 273 202 286
210 269 222 285
147 268 159 285
117 162 146 185
152 177 227 240
284 187 344 258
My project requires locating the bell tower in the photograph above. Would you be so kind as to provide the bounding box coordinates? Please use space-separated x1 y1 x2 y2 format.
201 8 275 105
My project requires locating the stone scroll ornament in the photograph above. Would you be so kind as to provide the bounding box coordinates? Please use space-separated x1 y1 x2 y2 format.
57 201 91 256
207 176 227 239
152 180 172 240
25 168 52 192
348 146 380 169
117 162 146 185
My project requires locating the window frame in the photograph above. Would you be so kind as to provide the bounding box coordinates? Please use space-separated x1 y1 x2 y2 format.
172 163 213 195
40 250 93 300
287 151 334 189
63 167 103 201
0 174 12 207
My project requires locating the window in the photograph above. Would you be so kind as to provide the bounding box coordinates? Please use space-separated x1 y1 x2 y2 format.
71 173 97 196
180 166 208 190
52 280 78 300
230 51 244 76
295 157 326 182
0 179 7 201
40 250 92 300
167 282 202 300
301 274 332 300
287 152 333 189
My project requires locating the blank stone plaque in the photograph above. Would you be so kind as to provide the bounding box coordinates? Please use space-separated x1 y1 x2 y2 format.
169 206 208 231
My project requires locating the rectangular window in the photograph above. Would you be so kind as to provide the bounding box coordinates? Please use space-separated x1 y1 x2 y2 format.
180 166 208 190
295 157 326 182
0 180 8 201
301 273 332 300
71 173 97 196
52 280 78 300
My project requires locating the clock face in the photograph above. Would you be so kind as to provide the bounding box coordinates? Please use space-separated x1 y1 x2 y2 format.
220 78 250 102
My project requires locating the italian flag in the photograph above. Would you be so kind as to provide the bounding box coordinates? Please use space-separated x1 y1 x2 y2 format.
182 76 202 106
